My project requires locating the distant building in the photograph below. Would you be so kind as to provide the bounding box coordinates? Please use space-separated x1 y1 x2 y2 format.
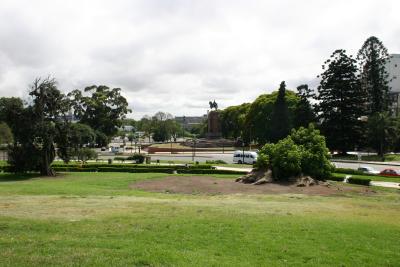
175 115 207 130
119 125 135 132
387 54 400 115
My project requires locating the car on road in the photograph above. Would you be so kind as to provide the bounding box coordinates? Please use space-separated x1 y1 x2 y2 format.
357 166 380 175
379 168 400 177
233 151 258 164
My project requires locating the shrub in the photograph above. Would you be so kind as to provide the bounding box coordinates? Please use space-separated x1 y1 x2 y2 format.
347 177 371 186
258 124 333 181
127 154 145 164
205 160 227 164
334 168 376 176
290 125 334 179
254 153 270 170
178 169 245 175
114 156 127 162
329 174 345 182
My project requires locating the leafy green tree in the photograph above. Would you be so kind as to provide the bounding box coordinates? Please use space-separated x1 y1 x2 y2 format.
290 124 334 179
57 123 96 163
220 103 251 139
68 85 131 146
246 89 299 144
262 138 303 180
7 78 70 175
0 122 13 144
293 84 316 129
257 124 333 180
269 81 291 143
357 36 390 114
136 116 154 142
367 112 398 157
316 49 366 154
0 97 24 131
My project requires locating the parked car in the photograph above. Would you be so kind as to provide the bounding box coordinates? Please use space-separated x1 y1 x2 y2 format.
357 166 379 175
233 151 258 164
379 168 400 177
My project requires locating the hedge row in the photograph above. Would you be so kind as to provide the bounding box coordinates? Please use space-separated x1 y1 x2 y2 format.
347 177 371 186
51 163 213 170
51 166 242 175
328 175 345 182
334 168 376 176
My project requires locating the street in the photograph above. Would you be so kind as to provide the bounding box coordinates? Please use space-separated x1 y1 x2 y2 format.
147 152 400 171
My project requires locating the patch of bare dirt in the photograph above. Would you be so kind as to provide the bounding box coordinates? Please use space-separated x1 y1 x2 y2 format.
131 176 375 196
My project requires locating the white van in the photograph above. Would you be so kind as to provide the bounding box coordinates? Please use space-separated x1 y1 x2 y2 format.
233 151 258 164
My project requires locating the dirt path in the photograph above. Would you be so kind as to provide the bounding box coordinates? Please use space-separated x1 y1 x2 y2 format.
131 176 375 196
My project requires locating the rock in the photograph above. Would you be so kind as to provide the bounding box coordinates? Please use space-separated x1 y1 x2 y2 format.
252 177 269 185
237 168 273 184
296 176 318 187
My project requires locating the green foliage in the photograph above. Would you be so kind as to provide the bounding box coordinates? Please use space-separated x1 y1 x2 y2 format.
114 156 127 162
269 81 291 143
220 103 251 139
293 84 316 129
266 138 302 180
205 160 227 164
0 97 24 130
316 49 366 153
246 89 299 144
258 125 333 180
127 154 145 164
357 36 390 114
254 153 269 170
0 122 13 144
73 148 98 163
57 123 96 163
347 177 371 186
366 112 398 156
328 175 345 182
334 168 376 176
6 78 71 175
68 85 131 146
290 124 334 179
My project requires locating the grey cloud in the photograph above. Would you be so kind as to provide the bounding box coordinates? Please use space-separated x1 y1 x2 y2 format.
0 0 399 119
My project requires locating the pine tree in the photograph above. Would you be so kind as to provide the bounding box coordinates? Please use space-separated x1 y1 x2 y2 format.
357 36 390 114
316 49 366 154
293 84 316 129
269 81 290 143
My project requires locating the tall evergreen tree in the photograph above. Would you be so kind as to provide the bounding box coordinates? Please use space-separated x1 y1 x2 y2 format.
293 84 316 129
316 49 366 154
269 81 290 143
357 36 390 114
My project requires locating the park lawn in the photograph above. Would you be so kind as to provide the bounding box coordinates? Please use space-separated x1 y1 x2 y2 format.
0 172 399 266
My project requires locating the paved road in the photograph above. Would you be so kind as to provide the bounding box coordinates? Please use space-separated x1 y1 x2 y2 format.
332 161 400 171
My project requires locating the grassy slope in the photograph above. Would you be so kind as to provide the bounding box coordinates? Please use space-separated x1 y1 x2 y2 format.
0 172 399 266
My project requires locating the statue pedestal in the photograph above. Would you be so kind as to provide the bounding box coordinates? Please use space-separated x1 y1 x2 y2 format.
206 111 221 139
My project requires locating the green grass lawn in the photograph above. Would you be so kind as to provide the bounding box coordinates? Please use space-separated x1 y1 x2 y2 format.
0 172 399 266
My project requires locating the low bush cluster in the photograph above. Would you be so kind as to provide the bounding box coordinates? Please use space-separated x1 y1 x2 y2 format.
126 154 145 164
205 160 227 164
347 177 371 186
334 168 376 176
257 124 334 181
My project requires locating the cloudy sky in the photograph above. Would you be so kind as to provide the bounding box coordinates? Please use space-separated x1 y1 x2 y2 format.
0 0 399 119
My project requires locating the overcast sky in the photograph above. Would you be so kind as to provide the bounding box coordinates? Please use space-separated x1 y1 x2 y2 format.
0 0 399 119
